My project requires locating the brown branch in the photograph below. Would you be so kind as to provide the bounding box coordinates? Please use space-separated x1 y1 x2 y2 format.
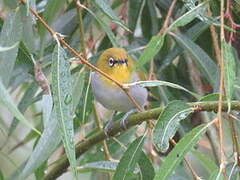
19 0 142 112
218 0 226 176
159 0 177 35
43 101 240 180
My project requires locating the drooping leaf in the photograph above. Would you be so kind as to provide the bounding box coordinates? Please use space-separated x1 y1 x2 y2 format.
136 35 165 68
81 161 118 172
51 45 77 178
222 40 237 112
113 135 145 180
138 151 155 180
80 4 118 47
128 0 143 41
8 83 38 137
167 1 209 32
209 168 224 180
93 0 130 32
192 150 218 173
0 9 22 86
171 33 219 88
0 80 40 135
153 100 193 152
42 94 53 127
154 124 210 180
17 109 61 180
125 80 199 98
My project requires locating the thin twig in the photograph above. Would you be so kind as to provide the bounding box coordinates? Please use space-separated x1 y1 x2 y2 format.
75 0 86 56
159 0 177 35
208 7 222 66
218 0 226 176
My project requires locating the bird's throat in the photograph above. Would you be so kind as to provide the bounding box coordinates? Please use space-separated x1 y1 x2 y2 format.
99 68 132 88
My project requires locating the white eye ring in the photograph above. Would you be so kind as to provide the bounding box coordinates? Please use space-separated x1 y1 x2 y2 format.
108 57 114 67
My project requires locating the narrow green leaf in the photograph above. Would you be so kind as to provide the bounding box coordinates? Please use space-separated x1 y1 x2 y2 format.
93 0 130 32
0 10 22 86
0 169 4 180
51 45 77 178
128 0 143 40
160 21 209 71
72 69 86 111
8 83 38 137
167 1 209 32
81 5 118 47
0 43 18 52
222 40 237 112
154 124 210 180
113 135 145 180
0 81 40 135
125 80 199 98
209 168 224 180
136 35 165 68
192 150 218 173
42 94 53 127
138 152 155 180
81 161 118 172
153 100 193 152
171 33 219 88
18 109 61 180
39 0 67 38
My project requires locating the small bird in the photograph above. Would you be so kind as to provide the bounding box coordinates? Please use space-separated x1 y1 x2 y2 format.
91 48 148 134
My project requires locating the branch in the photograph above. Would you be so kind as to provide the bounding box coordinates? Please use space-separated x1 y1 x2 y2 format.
44 101 240 180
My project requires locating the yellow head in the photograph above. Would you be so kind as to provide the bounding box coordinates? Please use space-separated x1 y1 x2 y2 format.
96 48 135 87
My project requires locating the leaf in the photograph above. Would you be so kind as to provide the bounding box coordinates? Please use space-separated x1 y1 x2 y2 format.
72 69 86 111
51 45 77 178
0 43 18 52
8 83 38 137
80 4 118 47
113 135 145 180
209 168 224 180
125 80 199 98
39 0 67 38
153 100 193 152
42 94 53 127
167 1 209 32
128 0 143 41
81 161 118 172
17 109 61 180
171 33 219 88
154 124 210 180
160 22 209 71
138 152 155 180
0 169 4 180
0 9 22 86
136 35 165 68
222 40 237 112
192 150 218 173
93 0 130 32
0 80 40 135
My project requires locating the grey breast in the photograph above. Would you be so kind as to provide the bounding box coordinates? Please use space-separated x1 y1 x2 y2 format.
91 72 147 112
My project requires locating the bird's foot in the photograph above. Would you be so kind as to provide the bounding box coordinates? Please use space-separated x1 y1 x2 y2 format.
120 109 137 130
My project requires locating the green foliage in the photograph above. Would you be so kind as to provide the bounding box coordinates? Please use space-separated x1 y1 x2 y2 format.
0 0 240 180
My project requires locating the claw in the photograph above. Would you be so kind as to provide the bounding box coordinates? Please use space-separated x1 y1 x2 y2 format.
120 109 137 130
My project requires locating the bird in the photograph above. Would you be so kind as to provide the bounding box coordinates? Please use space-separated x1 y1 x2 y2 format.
91 48 148 135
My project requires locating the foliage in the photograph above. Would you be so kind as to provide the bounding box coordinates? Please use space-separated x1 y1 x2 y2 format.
0 0 240 179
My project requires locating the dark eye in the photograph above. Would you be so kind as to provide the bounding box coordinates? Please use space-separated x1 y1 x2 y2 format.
108 57 114 67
